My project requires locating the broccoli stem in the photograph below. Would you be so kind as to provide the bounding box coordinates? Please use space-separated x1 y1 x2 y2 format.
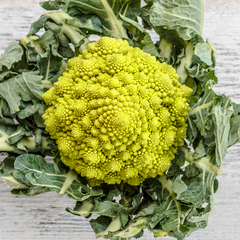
41 136 50 150
96 215 122 238
0 129 50 153
41 79 54 89
0 129 17 152
177 40 194 84
20 36 45 54
113 217 148 238
1 175 28 189
59 169 78 196
158 38 194 85
99 0 128 39
152 229 168 238
75 197 94 217
159 38 172 62
20 135 51 151
179 147 222 175
188 100 214 116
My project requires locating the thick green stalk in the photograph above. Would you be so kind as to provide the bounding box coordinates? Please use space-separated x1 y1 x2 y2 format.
99 0 128 39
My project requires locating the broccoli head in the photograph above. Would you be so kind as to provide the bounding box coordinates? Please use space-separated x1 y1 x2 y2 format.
42 37 192 186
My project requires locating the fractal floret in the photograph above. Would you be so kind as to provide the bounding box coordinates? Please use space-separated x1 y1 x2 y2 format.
42 37 192 186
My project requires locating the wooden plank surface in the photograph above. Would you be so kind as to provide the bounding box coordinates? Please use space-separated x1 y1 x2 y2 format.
0 0 240 239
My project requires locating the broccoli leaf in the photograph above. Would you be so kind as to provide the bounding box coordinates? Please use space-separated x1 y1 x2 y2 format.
120 14 161 58
91 199 123 217
0 68 18 82
0 42 24 74
228 115 240 147
90 216 114 237
172 169 216 208
40 0 141 39
7 125 32 145
37 45 63 83
0 72 44 114
14 154 104 201
66 15 103 34
28 12 88 51
0 114 51 155
17 102 42 119
141 176 205 240
212 105 233 167
194 42 213 66
187 86 215 140
0 123 22 153
147 0 204 40
0 156 51 195
0 156 28 189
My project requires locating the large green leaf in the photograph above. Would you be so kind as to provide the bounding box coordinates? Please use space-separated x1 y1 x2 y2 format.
40 0 141 39
0 156 51 196
148 0 204 40
66 15 102 34
14 154 104 201
28 12 87 51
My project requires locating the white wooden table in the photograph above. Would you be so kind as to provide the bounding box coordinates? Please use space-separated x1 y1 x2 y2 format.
0 0 240 239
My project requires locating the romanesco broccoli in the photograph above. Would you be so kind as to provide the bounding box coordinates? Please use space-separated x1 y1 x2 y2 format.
42 37 192 186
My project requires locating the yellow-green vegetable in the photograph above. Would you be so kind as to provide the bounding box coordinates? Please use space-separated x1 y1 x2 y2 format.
42 37 192 186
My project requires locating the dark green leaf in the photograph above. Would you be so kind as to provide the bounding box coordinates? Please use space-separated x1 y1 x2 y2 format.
17 102 42 119
192 139 206 159
28 15 51 36
90 216 111 235
185 163 200 178
66 15 102 33
11 186 50 196
7 126 32 145
0 42 24 71
37 45 63 81
91 199 122 217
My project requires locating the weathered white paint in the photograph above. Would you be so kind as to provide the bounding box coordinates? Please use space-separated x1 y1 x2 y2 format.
0 0 240 239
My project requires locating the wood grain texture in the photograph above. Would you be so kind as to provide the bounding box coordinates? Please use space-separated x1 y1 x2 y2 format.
0 0 240 239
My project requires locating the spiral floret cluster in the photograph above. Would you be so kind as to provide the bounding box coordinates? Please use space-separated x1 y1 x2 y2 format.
42 37 192 186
